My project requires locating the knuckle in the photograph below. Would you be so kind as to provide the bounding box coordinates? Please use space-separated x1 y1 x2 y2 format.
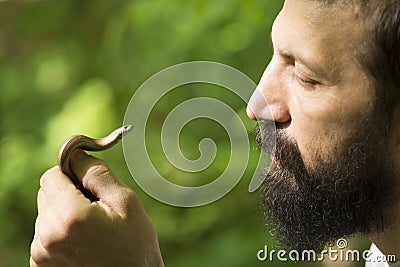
39 173 49 189
39 166 58 188
87 163 110 179
38 227 59 252
30 240 44 264
29 256 38 267
30 256 40 266
123 189 144 216
37 188 45 204
32 231 58 263
125 189 139 204
37 210 89 252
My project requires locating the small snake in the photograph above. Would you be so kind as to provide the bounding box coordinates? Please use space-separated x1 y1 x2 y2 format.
58 125 134 201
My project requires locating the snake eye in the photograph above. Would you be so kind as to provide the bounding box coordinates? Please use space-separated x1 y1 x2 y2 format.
122 125 134 135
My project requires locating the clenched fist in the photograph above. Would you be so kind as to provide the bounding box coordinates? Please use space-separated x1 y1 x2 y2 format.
30 150 164 267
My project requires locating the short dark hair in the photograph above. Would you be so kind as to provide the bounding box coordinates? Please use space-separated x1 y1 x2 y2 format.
363 1 400 118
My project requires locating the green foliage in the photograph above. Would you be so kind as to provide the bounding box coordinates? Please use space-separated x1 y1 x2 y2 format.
0 0 369 266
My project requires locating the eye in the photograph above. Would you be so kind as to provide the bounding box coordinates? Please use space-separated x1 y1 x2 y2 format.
294 72 320 87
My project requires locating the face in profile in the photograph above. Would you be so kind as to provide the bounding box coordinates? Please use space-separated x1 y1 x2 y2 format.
248 0 399 252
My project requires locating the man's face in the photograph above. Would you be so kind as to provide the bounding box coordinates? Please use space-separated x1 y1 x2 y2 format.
247 0 398 251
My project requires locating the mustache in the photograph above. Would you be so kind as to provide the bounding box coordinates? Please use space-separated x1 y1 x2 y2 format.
254 120 308 181
254 121 294 152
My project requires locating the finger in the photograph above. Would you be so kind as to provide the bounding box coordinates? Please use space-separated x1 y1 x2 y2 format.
36 182 83 252
33 213 57 255
29 255 64 267
36 188 48 216
32 211 72 264
29 256 38 267
70 150 133 209
40 166 90 208
30 229 64 267
37 188 44 214
30 241 65 267
36 188 58 245
30 231 49 265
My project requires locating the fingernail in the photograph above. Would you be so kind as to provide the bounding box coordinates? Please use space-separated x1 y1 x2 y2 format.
72 149 87 159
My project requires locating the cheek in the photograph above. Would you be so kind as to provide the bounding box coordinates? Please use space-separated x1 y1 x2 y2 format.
287 82 375 164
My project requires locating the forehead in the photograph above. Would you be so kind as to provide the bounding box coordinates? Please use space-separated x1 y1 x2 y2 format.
274 0 367 76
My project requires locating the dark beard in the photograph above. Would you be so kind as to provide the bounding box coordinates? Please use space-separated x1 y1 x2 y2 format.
256 119 398 252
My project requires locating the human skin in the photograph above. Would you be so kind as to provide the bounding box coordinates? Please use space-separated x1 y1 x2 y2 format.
30 150 165 267
247 0 400 258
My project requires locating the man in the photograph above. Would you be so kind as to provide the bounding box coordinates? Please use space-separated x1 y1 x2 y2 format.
30 0 400 266
247 1 400 265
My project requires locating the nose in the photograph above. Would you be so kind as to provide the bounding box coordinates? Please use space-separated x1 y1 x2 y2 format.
246 61 291 123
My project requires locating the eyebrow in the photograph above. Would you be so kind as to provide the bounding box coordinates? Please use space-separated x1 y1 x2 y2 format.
281 49 336 80
269 33 340 82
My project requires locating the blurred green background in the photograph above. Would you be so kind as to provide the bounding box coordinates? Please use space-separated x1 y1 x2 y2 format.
0 0 370 266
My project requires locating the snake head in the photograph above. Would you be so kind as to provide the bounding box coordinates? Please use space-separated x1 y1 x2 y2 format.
122 125 134 136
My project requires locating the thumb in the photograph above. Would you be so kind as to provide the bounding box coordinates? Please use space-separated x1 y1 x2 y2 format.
70 150 131 207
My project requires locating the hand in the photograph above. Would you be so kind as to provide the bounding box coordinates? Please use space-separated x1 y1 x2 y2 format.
30 150 164 267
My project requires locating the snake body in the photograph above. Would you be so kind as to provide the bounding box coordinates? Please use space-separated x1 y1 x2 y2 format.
57 125 133 201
